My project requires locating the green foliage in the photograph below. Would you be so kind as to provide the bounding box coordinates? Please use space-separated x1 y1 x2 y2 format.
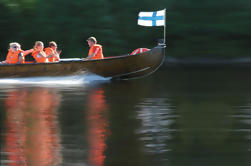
0 0 251 58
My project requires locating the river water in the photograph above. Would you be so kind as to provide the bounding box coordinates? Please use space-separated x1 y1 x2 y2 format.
0 66 251 166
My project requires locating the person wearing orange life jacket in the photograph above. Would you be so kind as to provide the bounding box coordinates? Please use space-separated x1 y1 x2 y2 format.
44 41 61 62
31 41 48 63
86 37 104 60
1 42 33 64
3 42 24 64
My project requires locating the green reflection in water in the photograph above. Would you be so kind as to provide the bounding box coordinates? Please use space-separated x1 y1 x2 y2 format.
177 101 233 148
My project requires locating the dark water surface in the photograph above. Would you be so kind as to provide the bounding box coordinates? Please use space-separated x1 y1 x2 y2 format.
1 67 251 166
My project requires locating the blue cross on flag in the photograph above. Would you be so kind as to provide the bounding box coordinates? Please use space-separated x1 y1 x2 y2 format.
138 9 165 27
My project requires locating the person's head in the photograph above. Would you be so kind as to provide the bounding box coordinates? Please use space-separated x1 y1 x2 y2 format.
49 41 57 50
34 41 44 51
9 42 21 52
87 37 97 47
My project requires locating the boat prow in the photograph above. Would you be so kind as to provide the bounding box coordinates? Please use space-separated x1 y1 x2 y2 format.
98 44 166 80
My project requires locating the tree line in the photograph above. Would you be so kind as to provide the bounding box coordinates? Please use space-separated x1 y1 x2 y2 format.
0 0 251 59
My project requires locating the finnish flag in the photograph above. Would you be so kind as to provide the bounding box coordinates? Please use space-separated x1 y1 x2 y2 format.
138 9 165 27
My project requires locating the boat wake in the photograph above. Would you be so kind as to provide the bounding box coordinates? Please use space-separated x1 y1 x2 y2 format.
0 74 110 87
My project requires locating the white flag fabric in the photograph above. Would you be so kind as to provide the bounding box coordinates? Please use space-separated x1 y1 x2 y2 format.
138 9 165 26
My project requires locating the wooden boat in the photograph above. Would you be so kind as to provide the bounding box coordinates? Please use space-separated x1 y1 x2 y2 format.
0 43 166 80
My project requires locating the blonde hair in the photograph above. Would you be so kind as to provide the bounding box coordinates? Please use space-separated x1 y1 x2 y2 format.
34 41 44 50
35 41 44 46
87 37 97 44
9 42 20 49
49 41 57 47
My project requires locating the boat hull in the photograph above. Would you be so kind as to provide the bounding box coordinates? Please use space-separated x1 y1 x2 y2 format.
0 45 165 80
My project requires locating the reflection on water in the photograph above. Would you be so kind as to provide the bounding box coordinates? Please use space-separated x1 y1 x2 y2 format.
2 88 62 166
136 98 175 154
86 89 109 166
1 68 251 166
177 101 233 148
134 95 251 166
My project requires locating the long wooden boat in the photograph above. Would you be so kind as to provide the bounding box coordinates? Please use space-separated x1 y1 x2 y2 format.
0 43 166 80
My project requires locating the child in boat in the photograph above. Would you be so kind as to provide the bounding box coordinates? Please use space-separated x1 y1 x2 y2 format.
32 41 48 63
44 41 61 62
0 42 33 64
86 37 104 60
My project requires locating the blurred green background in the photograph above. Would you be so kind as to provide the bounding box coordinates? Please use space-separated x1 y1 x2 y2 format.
0 0 251 58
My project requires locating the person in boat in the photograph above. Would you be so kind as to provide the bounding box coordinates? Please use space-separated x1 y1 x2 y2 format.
86 37 104 60
1 42 33 64
32 41 48 63
44 41 61 62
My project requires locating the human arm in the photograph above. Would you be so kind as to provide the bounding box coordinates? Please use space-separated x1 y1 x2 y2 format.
86 47 100 59
55 50 61 60
33 51 48 63
45 49 61 60
86 53 95 59
18 52 24 64
23 49 34 56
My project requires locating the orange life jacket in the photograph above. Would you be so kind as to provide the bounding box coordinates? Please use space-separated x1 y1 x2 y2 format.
44 47 59 62
130 48 150 55
88 44 104 60
32 50 48 63
6 49 24 64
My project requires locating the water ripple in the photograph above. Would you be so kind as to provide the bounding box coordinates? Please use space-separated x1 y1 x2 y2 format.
135 97 176 154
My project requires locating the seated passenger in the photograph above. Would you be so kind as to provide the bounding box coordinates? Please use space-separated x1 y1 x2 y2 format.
32 41 48 63
3 42 24 64
44 41 61 62
86 37 104 60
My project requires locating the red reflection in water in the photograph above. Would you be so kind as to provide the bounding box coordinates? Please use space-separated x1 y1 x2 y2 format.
86 89 110 166
4 88 62 166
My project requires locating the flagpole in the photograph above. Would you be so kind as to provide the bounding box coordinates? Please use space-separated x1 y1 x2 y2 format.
164 8 166 44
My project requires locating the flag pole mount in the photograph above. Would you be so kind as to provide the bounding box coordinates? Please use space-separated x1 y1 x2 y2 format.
163 8 166 45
